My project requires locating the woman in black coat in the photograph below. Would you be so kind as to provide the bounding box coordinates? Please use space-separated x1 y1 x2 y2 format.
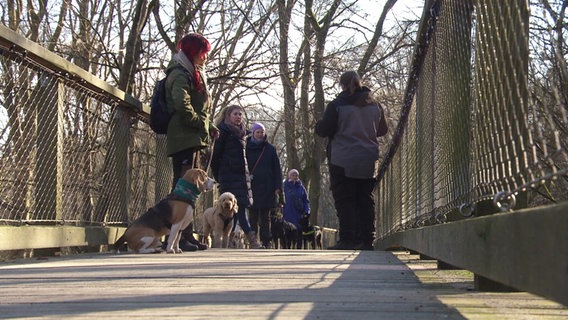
246 122 283 248
210 105 264 249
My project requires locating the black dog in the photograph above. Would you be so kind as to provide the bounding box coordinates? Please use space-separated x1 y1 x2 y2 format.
271 214 299 249
300 215 323 250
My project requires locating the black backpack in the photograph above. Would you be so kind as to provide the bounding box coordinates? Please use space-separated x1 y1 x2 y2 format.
149 66 189 135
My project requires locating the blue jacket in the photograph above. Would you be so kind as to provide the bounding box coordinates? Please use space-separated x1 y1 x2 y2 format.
246 136 283 209
282 179 310 230
211 122 251 207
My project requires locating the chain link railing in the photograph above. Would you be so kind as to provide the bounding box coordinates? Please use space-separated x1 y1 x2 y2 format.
1 0 566 247
376 0 568 239
0 27 172 227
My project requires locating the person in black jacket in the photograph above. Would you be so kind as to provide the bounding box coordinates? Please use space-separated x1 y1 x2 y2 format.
246 122 283 248
211 105 264 249
315 71 388 250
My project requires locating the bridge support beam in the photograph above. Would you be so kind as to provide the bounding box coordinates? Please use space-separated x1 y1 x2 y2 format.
376 201 568 306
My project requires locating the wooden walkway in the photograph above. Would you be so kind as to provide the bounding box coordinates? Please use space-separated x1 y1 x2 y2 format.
0 249 566 319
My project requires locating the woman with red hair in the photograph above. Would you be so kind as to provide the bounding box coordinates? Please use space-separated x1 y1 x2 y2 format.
164 33 218 251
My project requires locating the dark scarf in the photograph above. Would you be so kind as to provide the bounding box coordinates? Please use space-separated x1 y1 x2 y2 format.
250 135 265 144
224 120 246 139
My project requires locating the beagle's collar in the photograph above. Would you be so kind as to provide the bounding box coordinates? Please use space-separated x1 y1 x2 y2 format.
170 178 201 206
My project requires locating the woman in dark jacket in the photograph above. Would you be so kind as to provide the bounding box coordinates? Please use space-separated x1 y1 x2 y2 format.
211 105 264 249
246 122 283 248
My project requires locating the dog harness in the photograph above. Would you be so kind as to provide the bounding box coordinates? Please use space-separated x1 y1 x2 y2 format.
169 178 201 207
302 225 320 236
302 230 315 236
223 217 233 229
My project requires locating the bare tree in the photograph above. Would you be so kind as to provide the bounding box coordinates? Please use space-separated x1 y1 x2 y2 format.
301 0 341 224
527 0 568 205
358 0 398 77
117 0 151 93
278 0 303 171
1 0 421 229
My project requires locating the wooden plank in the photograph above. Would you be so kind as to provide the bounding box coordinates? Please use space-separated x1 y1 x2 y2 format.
0 226 125 250
0 225 337 252
0 250 566 319
376 201 568 306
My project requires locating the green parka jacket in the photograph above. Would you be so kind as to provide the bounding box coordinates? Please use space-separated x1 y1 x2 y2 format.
164 61 216 156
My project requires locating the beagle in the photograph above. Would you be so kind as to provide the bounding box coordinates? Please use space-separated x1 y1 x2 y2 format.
114 168 214 254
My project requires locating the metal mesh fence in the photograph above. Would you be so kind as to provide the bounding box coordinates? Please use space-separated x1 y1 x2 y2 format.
0 38 172 226
377 0 568 238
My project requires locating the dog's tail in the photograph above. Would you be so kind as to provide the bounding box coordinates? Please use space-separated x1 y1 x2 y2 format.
113 234 127 253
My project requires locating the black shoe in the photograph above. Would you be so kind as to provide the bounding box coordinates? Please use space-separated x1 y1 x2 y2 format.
194 242 208 250
327 241 356 250
187 237 208 250
354 242 374 251
161 240 198 252
178 240 198 252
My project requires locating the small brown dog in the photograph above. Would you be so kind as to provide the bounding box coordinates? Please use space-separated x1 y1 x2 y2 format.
229 223 246 249
114 168 214 253
202 192 238 248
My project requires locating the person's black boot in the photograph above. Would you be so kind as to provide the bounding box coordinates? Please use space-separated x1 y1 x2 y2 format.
178 239 198 251
327 241 356 250
183 223 208 250
354 233 375 251
354 241 374 251
162 236 198 252
187 237 208 250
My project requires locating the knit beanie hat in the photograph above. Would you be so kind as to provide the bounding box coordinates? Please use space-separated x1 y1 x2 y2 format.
288 169 299 179
251 122 265 133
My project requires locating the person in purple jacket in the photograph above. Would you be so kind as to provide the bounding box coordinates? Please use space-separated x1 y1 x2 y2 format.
282 169 310 249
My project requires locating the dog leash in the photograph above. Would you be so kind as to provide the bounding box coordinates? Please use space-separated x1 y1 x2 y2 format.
249 145 266 180
205 139 215 175
192 139 215 175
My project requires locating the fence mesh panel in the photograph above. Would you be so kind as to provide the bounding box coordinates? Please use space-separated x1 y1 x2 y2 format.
0 1 566 237
377 0 568 238
0 45 172 226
